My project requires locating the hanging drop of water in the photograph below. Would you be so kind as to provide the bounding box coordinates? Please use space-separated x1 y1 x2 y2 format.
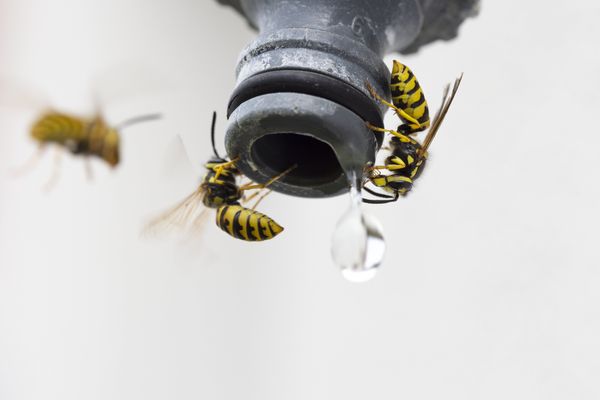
331 171 386 282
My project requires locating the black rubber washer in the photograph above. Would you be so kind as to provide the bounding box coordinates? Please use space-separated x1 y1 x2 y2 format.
227 69 384 147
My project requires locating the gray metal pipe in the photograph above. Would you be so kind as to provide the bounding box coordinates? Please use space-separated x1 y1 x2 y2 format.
218 0 478 197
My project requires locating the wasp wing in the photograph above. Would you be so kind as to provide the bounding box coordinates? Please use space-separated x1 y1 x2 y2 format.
419 73 463 157
141 189 207 238
161 133 200 181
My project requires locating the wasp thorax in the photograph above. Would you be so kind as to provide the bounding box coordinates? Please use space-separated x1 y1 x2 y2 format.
202 177 241 208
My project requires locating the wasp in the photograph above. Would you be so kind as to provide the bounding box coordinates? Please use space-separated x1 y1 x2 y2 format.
145 112 293 242
363 72 463 203
17 110 160 188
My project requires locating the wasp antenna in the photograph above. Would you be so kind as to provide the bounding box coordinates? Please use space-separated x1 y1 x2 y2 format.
116 113 162 130
210 111 222 159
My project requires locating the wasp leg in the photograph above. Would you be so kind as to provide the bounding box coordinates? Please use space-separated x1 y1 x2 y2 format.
367 165 395 171
365 81 421 127
213 157 239 180
84 157 94 182
242 187 273 208
362 190 399 204
242 189 263 204
362 185 394 199
249 189 273 211
369 163 408 172
362 196 399 204
239 164 296 191
43 147 63 192
365 122 415 143
11 144 46 177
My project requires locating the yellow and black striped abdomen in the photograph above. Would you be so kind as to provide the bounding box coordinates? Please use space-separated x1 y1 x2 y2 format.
216 205 283 241
30 112 87 144
390 61 430 132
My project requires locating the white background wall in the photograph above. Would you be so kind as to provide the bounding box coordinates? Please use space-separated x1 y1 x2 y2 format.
1 0 599 399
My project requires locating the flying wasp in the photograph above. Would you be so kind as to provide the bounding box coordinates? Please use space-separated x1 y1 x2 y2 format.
31 111 161 165
145 112 294 242
363 73 463 204
17 110 161 187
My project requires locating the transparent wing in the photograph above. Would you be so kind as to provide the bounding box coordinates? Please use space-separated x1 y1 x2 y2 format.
419 73 463 157
141 189 207 238
162 133 199 180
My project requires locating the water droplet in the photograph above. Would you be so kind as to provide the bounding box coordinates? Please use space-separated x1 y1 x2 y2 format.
331 171 386 282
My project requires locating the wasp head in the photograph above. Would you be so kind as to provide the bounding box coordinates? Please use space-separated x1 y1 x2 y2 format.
102 127 120 167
